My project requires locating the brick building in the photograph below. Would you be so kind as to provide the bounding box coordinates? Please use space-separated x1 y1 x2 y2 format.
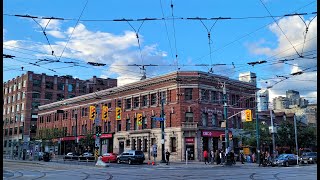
37 71 257 161
3 71 117 156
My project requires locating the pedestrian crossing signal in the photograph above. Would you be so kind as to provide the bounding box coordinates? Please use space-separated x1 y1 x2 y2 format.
116 107 121 120
89 106 96 120
137 113 142 126
102 106 108 120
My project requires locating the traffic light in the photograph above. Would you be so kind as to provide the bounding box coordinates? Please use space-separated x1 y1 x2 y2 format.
245 109 252 122
102 106 108 121
116 107 121 120
96 126 101 137
137 113 142 126
89 106 96 120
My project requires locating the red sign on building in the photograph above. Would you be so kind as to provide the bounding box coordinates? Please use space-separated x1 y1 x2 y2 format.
185 137 195 143
201 130 232 137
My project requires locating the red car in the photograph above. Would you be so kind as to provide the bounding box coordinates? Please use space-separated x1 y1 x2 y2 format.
101 153 117 163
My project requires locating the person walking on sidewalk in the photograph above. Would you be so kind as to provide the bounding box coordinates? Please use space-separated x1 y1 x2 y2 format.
165 149 171 165
203 149 209 164
216 150 221 165
210 150 215 164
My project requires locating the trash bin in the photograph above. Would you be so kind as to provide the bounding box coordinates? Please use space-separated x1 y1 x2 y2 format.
43 152 50 162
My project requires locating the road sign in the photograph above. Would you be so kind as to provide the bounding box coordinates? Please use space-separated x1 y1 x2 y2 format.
95 137 100 148
94 106 101 124
152 117 165 121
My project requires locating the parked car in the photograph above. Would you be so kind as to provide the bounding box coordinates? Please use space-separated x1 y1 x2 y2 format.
101 153 117 163
66 152 74 157
83 152 93 157
272 154 298 167
300 152 317 164
117 150 145 165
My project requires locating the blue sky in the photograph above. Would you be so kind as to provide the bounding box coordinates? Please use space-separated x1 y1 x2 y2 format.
3 0 317 103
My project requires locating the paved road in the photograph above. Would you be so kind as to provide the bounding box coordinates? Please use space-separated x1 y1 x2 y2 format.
3 159 317 180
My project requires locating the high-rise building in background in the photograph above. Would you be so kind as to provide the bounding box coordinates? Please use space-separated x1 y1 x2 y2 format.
257 89 269 111
238 72 257 86
3 71 117 155
286 90 300 107
273 96 289 110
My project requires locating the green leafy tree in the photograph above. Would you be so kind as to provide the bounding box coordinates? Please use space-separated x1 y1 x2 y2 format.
79 130 94 151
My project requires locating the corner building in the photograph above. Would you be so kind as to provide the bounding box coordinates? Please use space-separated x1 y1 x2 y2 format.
38 71 257 162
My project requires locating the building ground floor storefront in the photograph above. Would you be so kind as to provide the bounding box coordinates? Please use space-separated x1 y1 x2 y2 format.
113 127 233 162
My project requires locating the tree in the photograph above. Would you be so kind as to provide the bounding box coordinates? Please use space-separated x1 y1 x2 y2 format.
79 130 94 152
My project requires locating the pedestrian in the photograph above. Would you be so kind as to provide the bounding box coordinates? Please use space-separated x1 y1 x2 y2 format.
220 150 224 165
230 150 235 164
259 151 264 166
216 150 220 165
240 152 244 164
210 150 215 164
252 152 256 163
165 149 171 165
203 149 209 164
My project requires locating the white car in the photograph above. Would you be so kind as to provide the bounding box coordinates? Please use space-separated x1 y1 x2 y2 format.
66 152 74 157
83 152 93 157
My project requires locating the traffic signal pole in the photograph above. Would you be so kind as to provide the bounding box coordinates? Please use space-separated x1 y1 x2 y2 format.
94 106 101 160
223 82 232 165
256 92 261 165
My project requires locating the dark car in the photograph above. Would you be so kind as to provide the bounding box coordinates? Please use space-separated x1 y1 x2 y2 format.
300 152 317 164
272 154 298 167
117 150 145 165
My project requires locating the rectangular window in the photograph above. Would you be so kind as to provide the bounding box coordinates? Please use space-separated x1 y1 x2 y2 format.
185 112 194 122
160 91 166 104
8 96 11 103
133 97 139 108
14 127 18 134
211 91 218 103
201 89 209 101
107 121 111 133
12 106 15 112
185 88 193 100
4 140 7 147
45 92 53 100
117 100 122 108
143 139 148 152
58 83 64 90
126 119 131 131
23 80 27 87
18 82 21 89
45 81 54 89
16 104 20 112
57 94 65 101
151 93 157 105
117 121 121 132
170 137 177 152
33 79 41 87
17 93 20 101
212 114 217 127
142 95 148 107
125 98 131 109
137 139 141 151
19 127 23 134
9 86 12 93
12 95 15 102
32 102 40 109
5 129 8 136
151 116 156 129
21 103 24 111
142 117 147 129
4 98 6 104
201 112 208 127
22 93 25 99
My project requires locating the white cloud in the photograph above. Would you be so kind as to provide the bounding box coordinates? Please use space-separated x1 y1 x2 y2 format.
3 40 20 49
39 19 61 31
46 30 65 38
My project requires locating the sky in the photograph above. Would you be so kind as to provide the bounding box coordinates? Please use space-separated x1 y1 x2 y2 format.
3 0 317 103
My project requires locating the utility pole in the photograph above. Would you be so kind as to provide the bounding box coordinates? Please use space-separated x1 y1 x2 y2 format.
94 105 101 160
270 109 276 159
160 98 166 163
223 82 231 165
75 112 79 155
256 92 260 165
293 114 299 165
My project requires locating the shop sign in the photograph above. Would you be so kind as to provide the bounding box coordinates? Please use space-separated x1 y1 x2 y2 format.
185 137 194 143
202 130 232 137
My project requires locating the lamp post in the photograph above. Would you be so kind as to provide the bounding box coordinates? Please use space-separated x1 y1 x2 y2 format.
293 114 299 165
160 98 166 163
75 112 79 155
255 92 261 165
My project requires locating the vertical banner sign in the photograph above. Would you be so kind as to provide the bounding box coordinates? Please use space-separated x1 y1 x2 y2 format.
245 109 252 122
116 107 121 120
137 113 142 126
89 106 96 120
102 106 108 121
